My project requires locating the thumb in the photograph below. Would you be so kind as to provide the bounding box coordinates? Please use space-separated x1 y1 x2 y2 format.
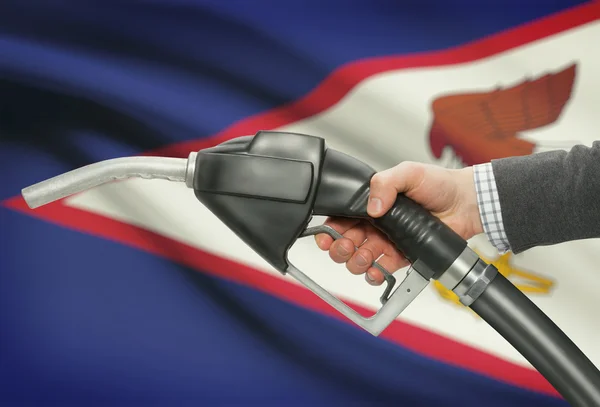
367 162 423 217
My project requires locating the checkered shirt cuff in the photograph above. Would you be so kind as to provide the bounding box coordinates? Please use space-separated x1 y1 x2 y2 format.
473 163 511 253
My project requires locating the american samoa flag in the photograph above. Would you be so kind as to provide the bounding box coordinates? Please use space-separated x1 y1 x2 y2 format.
1 1 599 406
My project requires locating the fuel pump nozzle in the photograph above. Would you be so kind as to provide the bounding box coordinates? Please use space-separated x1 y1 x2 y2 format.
21 131 600 406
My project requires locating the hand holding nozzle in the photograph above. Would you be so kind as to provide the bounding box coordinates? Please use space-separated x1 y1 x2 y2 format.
314 161 483 286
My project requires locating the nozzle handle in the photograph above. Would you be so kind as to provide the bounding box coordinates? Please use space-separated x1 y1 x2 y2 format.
369 194 467 280
312 148 468 281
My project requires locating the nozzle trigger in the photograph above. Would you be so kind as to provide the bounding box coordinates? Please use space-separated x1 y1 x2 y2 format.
300 225 397 305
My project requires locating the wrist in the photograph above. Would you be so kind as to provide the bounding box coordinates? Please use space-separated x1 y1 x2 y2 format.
459 166 484 238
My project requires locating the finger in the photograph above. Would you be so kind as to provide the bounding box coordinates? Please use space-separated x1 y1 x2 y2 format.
367 162 425 217
328 237 357 264
328 222 368 264
314 217 361 250
341 223 368 247
365 254 411 286
346 225 399 274
345 239 384 275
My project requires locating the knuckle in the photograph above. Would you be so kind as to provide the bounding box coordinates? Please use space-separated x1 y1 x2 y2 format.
395 161 419 177
370 170 391 188
339 238 355 253
346 250 372 275
333 240 353 259
328 253 344 264
346 263 363 275
395 161 426 190
366 269 384 285
356 249 373 266
314 234 330 250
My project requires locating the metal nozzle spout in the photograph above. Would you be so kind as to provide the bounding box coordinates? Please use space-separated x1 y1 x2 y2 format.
21 155 195 209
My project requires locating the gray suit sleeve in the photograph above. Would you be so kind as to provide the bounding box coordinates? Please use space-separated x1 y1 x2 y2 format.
490 140 600 253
